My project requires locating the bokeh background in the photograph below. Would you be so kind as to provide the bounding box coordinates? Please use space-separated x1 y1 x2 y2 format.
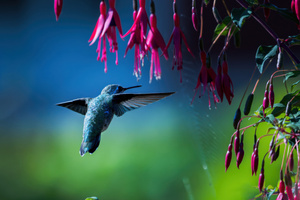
0 0 300 199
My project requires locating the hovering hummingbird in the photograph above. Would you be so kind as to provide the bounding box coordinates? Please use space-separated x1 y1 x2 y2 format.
57 84 174 156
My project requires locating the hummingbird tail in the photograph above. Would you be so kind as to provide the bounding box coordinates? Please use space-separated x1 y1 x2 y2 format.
79 135 101 157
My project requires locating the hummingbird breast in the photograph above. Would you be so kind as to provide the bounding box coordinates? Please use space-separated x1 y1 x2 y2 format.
83 95 114 142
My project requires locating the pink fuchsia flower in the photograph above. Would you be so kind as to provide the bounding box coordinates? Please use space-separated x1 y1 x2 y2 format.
285 172 294 200
225 142 233 172
88 0 108 72
258 160 265 192
277 179 288 200
163 1 194 83
236 134 244 168
100 0 123 65
192 51 219 108
123 0 150 60
54 0 63 21
222 54 234 105
124 0 142 79
251 142 259 176
145 1 168 83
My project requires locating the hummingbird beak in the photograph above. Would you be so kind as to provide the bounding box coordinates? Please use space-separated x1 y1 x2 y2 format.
123 85 142 91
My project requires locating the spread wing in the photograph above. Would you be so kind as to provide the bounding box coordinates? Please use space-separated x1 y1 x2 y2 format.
56 98 92 115
112 92 175 117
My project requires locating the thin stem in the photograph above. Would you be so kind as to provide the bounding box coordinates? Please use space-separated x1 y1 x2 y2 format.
235 0 300 64
221 0 231 16
199 0 204 39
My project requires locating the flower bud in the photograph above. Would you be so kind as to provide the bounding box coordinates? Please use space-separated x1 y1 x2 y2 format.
251 145 259 176
54 0 63 21
271 145 280 163
233 108 241 129
225 143 233 172
192 7 198 31
263 89 269 110
258 160 265 192
234 130 240 156
236 134 244 168
279 180 285 194
244 93 254 115
285 172 293 200
269 84 274 109
277 51 283 70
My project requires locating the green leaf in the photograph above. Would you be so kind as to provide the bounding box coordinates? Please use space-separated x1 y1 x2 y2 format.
291 80 300 91
85 197 99 200
284 71 300 82
264 114 276 125
262 3 298 23
255 45 278 74
212 16 232 41
266 188 276 200
287 35 300 46
272 91 300 117
245 0 259 5
231 7 252 29
204 0 210 5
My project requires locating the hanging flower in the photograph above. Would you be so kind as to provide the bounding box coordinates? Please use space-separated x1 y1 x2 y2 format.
54 0 63 21
163 1 194 83
222 54 234 105
100 0 123 65
88 0 108 72
145 0 168 83
192 50 219 108
122 0 150 61
192 0 198 31
124 0 142 80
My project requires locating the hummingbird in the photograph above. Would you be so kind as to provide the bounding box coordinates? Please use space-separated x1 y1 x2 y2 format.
57 84 174 156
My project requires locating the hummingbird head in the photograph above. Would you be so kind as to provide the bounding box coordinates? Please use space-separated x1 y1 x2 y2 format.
101 84 142 95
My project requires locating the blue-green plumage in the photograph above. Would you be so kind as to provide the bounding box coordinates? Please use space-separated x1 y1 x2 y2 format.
57 84 174 156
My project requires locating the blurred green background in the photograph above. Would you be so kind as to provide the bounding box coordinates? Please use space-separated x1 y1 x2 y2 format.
1 0 299 199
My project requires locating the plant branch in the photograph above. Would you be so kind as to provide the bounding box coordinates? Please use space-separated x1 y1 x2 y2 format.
235 0 300 64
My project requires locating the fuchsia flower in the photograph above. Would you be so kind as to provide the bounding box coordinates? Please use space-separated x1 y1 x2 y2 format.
124 0 142 79
192 51 219 108
89 0 123 72
277 179 288 200
54 0 63 21
258 160 265 192
225 142 232 172
100 0 123 65
263 0 270 21
222 55 234 105
123 0 150 60
145 1 168 82
164 1 194 82
89 0 108 72
251 143 259 176
215 61 223 102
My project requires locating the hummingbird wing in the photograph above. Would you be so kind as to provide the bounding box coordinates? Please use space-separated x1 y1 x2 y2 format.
56 98 92 115
112 92 175 117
